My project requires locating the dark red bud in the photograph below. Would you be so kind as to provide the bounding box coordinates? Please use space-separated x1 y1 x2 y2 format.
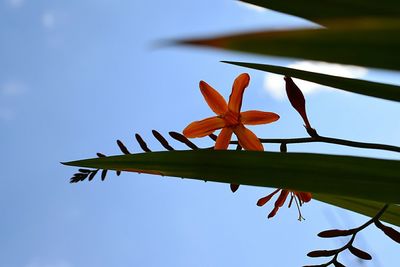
280 143 287 153
169 131 199 150
318 229 355 238
135 133 152 152
333 261 346 267
375 220 400 243
230 183 239 192
348 246 372 260
88 170 98 181
117 140 131 155
307 249 338 257
284 76 315 134
152 130 175 151
101 169 107 181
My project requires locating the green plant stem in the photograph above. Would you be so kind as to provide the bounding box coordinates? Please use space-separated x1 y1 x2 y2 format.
209 134 400 153
262 136 400 153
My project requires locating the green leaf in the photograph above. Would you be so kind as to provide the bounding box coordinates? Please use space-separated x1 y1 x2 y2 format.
313 194 400 227
178 20 400 71
63 150 400 203
240 0 400 26
222 61 400 102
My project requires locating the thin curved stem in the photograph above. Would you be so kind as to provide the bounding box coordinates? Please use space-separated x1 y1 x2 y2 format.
264 136 400 153
208 134 400 153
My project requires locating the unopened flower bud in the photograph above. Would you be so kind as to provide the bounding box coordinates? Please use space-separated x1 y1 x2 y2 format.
284 76 318 137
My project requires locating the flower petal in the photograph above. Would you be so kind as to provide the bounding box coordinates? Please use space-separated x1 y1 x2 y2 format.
234 124 263 151
183 116 225 138
228 73 250 114
296 192 312 203
268 190 289 218
199 80 228 115
275 190 289 207
241 110 280 125
214 127 233 150
257 188 281 206
268 206 280 218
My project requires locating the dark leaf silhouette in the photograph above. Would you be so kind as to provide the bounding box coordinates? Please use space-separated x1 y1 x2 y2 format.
238 0 400 26
223 61 400 102
178 23 400 71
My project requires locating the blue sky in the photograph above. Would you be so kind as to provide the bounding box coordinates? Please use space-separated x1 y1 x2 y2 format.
1 1 399 266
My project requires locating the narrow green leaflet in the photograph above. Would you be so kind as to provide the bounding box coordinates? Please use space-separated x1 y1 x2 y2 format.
177 20 400 71
240 0 400 26
313 194 400 227
63 150 400 203
222 61 400 102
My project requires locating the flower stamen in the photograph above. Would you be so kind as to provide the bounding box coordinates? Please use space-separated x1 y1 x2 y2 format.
294 194 305 221
257 189 310 220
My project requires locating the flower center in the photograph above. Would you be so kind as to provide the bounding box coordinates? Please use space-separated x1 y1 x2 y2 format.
222 111 240 127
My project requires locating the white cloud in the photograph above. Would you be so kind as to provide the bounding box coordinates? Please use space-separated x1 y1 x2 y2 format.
264 61 368 99
1 81 27 96
6 0 24 8
42 11 56 29
237 2 266 12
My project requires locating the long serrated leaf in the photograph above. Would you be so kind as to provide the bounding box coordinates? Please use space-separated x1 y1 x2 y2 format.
62 150 400 203
178 20 400 71
223 61 400 102
239 0 400 26
313 194 400 227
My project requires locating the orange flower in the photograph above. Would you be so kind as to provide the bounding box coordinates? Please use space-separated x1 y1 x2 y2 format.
257 189 312 220
183 73 279 192
183 73 280 151
183 73 311 218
